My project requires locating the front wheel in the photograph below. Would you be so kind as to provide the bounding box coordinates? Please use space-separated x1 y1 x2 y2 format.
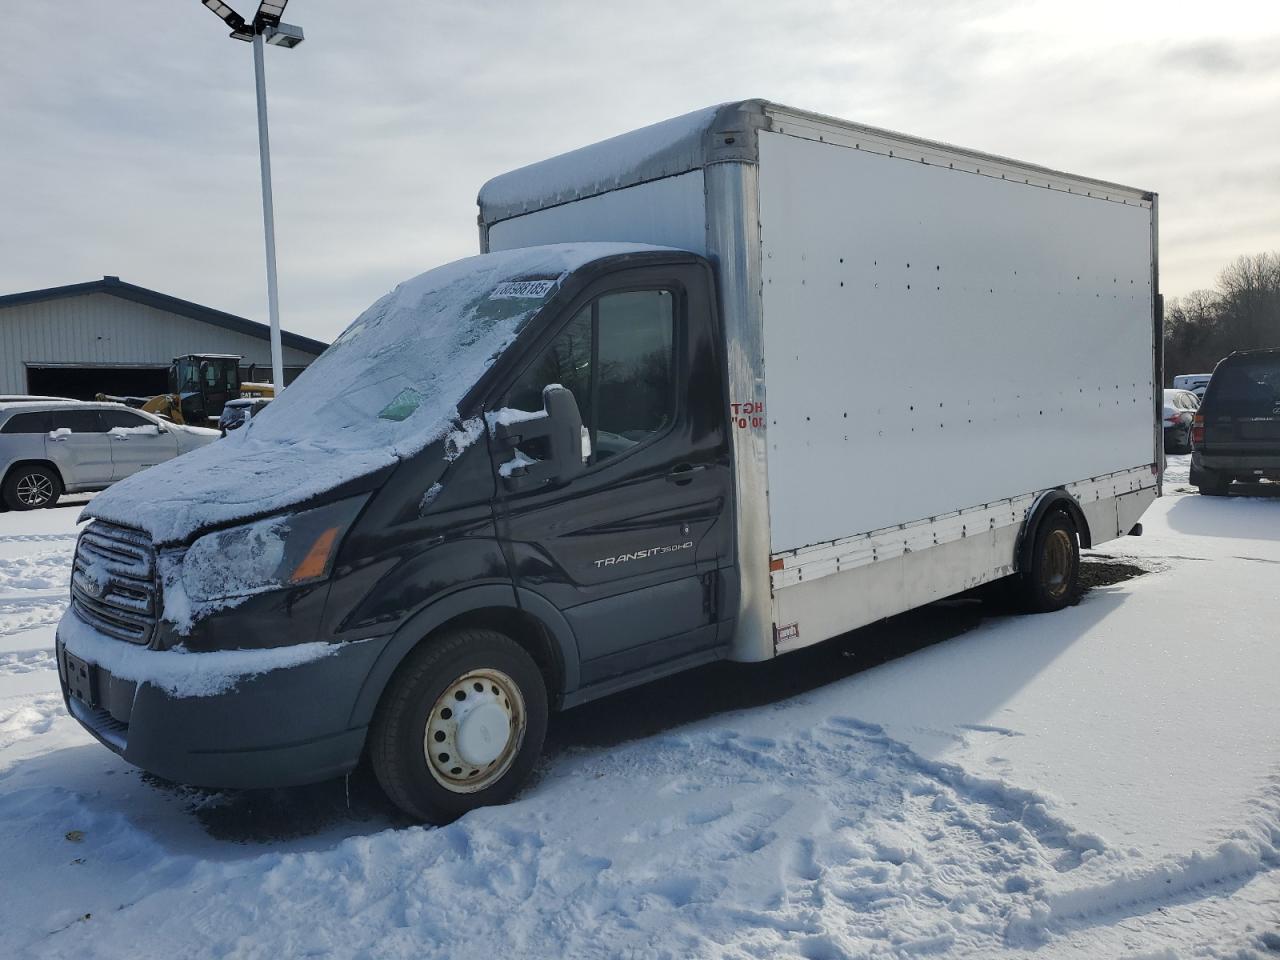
1016 511 1080 613
2 465 62 510
369 628 549 823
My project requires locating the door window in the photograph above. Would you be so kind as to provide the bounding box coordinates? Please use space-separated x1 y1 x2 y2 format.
507 289 675 465
50 410 105 433
595 291 674 461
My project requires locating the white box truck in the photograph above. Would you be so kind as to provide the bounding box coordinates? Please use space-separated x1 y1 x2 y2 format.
479 99 1161 662
60 100 1160 822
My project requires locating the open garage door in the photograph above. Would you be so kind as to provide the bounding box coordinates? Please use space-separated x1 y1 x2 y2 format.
26 365 169 402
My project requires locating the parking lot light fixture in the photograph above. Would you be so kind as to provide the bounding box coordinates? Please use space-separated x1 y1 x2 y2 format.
196 0 304 394
265 23 304 48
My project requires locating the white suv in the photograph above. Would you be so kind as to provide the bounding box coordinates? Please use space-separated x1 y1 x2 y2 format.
0 401 219 510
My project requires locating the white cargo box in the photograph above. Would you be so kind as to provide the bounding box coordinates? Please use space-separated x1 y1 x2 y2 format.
480 100 1160 662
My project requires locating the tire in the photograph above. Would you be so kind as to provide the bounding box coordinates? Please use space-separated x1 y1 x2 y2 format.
369 628 549 824
1015 510 1080 613
2 464 62 511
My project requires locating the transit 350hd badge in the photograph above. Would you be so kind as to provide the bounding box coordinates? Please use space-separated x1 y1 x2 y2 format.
594 540 694 569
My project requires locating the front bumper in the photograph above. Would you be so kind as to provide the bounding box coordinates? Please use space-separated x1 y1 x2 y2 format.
56 616 391 789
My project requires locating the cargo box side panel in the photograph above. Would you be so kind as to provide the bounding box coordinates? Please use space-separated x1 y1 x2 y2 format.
486 171 707 255
757 130 1155 553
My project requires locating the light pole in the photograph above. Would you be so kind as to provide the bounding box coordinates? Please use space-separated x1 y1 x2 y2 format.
199 1 304 395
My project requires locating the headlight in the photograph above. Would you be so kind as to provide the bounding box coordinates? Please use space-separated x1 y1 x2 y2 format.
181 496 367 602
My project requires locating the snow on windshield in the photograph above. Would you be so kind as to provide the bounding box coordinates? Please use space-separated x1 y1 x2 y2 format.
83 243 672 545
245 249 575 454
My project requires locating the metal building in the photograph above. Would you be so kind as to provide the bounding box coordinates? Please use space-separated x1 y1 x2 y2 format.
0 276 328 399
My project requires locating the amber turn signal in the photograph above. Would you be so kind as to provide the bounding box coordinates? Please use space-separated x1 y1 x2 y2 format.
289 526 341 583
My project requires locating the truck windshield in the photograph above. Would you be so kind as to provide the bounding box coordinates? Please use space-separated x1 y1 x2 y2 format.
244 248 581 457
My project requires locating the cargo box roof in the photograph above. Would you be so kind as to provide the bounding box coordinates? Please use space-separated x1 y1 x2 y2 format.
478 99 1151 227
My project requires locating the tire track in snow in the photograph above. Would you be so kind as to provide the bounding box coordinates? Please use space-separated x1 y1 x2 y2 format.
543 716 1111 958
0 550 74 593
0 648 59 676
1005 773 1280 945
0 597 68 638
0 693 65 750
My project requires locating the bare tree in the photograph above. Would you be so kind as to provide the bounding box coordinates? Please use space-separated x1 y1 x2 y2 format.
1164 252 1280 383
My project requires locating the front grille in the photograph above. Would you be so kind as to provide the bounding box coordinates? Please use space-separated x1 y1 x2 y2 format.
71 521 158 645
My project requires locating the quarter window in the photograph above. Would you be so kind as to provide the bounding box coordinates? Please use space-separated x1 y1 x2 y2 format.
507 289 676 464
100 410 152 430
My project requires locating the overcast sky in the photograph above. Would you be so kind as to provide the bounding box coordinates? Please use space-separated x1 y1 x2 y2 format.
2 1 1277 343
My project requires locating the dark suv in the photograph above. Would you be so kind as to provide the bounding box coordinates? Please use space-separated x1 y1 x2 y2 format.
1190 348 1280 495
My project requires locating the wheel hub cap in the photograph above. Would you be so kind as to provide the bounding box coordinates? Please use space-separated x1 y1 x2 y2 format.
457 702 510 766
16 474 53 506
424 668 526 793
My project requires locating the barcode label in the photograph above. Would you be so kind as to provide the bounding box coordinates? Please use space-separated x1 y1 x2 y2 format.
489 280 556 300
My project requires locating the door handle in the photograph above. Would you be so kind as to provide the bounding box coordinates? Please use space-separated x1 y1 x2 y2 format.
666 463 707 485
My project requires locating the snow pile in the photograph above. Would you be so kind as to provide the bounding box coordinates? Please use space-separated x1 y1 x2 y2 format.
57 610 348 698
81 244 672 546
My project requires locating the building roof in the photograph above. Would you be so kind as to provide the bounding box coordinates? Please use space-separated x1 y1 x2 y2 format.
0 276 329 355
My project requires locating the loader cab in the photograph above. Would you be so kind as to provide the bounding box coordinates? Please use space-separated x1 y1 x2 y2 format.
168 354 241 423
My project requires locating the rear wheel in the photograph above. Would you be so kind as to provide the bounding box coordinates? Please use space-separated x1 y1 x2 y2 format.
2 465 62 510
1016 510 1080 613
370 628 548 823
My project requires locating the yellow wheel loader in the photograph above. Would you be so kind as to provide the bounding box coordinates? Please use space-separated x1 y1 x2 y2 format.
96 354 274 426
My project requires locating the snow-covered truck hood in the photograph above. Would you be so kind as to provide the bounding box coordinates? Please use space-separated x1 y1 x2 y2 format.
82 243 679 546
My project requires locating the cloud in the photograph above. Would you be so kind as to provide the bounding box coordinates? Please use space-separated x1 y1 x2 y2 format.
1 0 1278 342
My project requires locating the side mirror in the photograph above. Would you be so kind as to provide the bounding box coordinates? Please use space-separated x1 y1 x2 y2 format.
490 385 585 491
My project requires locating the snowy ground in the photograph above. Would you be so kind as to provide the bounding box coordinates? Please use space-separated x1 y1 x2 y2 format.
2 459 1278 959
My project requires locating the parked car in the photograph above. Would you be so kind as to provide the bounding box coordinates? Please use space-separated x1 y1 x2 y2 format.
1190 348 1280 495
218 397 271 435
1172 373 1212 399
1162 388 1199 453
0 400 219 510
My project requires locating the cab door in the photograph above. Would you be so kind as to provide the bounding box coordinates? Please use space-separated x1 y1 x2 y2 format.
490 262 732 687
